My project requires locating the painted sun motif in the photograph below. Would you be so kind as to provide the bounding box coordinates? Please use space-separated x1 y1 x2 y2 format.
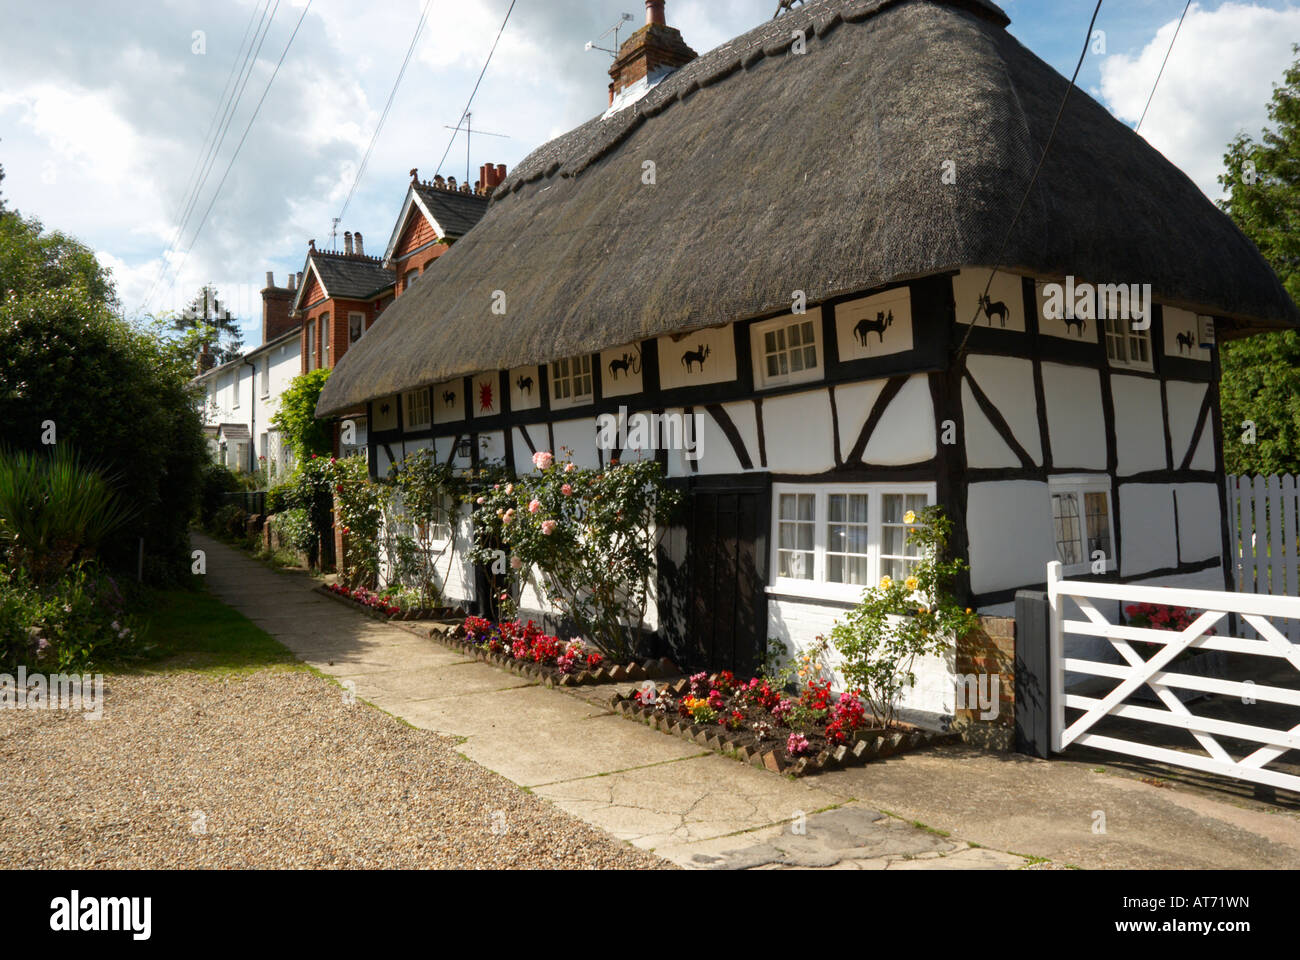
479 381 494 412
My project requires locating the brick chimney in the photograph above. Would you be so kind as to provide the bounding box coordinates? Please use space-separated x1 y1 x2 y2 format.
343 231 353 255
477 163 508 195
609 0 697 97
354 232 364 256
261 270 297 344
198 338 215 376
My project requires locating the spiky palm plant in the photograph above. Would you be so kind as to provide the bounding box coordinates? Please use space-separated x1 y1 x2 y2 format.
0 447 133 582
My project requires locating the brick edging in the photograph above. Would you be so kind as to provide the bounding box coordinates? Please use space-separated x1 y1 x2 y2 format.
609 679 958 777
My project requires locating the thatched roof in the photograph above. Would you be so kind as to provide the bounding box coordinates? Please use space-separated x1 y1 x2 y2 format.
318 0 1299 416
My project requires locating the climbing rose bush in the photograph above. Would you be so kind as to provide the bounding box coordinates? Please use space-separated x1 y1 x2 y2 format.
466 452 680 659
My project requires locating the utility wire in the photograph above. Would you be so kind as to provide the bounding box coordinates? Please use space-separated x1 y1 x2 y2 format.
162 0 314 303
337 0 436 227
144 0 277 311
1136 0 1192 133
955 0 1104 362
434 0 517 178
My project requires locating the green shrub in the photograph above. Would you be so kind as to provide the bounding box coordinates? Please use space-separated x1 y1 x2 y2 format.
196 460 242 529
212 504 248 542
0 447 133 584
0 563 143 672
272 508 317 555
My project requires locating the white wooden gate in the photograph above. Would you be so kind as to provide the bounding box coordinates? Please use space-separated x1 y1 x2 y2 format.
1047 561 1300 792
1227 474 1300 641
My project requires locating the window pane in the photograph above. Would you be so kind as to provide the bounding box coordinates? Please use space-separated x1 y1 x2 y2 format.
848 494 869 523
882 494 903 524
1085 491 1111 558
797 494 814 521
779 493 797 521
1053 493 1082 565
828 494 845 523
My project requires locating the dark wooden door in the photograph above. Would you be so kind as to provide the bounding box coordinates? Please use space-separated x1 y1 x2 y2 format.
684 477 770 676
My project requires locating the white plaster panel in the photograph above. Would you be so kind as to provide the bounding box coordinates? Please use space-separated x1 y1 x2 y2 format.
965 354 1042 464
1111 374 1167 475
1118 483 1178 576
658 326 736 390
836 288 913 360
476 430 506 465
1035 279 1099 342
1174 482 1222 564
372 395 399 432
962 380 1022 469
509 366 542 412
1042 362 1107 469
761 390 836 473
552 418 600 469
1162 307 1209 362
953 268 1026 331
470 373 501 418
1165 380 1209 468
862 374 936 465
600 344 645 398
433 379 464 424
966 481 1055 594
833 380 886 461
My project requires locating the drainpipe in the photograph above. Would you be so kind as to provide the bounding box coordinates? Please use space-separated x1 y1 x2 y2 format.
243 358 257 476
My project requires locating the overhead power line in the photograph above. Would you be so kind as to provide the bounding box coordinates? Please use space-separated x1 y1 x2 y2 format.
160 0 314 304
955 0 1104 362
1136 0 1193 133
337 0 436 228
143 0 279 311
435 0 518 179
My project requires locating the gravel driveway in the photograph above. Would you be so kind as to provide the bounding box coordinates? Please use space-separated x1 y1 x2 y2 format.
0 669 665 869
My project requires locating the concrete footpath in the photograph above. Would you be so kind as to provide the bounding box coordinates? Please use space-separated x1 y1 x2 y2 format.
195 533 1300 870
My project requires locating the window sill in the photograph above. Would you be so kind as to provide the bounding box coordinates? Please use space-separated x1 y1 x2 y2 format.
766 581 869 606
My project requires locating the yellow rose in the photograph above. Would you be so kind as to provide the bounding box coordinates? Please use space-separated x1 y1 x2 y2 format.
905 576 919 592
904 510 917 524
879 576 893 590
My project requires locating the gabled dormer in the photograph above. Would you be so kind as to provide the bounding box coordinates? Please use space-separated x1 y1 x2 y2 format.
382 166 501 296
291 236 395 373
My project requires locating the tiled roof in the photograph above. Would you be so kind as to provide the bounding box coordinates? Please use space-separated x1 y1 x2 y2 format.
412 184 490 239
309 251 394 301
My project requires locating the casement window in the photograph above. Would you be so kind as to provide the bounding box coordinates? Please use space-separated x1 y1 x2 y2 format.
550 354 593 407
259 359 270 398
1049 475 1115 575
307 325 317 369
349 312 365 343
232 370 240 408
752 314 822 389
320 314 331 365
404 269 419 293
1103 315 1152 370
771 483 934 601
404 388 432 430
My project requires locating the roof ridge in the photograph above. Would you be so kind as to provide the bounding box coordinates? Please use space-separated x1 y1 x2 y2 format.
494 0 1009 198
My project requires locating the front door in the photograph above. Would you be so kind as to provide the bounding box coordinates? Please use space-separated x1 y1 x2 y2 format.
683 477 770 676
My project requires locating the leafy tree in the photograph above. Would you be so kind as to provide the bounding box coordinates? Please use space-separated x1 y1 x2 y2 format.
1218 45 1300 475
0 187 207 583
170 284 244 366
272 369 334 460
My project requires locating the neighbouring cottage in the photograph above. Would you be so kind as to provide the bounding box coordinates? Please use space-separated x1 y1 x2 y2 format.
315 0 1299 723
193 272 304 477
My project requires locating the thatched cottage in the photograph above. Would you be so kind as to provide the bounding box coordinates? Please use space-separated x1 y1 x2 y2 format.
316 0 1298 713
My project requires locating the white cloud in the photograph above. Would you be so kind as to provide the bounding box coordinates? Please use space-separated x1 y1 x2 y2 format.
1099 2 1300 200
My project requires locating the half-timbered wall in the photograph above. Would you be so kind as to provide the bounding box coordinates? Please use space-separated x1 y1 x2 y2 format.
367 267 1229 720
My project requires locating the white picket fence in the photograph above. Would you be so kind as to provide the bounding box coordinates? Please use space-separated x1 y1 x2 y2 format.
1048 561 1300 793
1226 474 1300 641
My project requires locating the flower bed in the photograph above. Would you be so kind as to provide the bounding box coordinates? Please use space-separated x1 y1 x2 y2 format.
318 584 465 621
452 616 678 687
611 671 955 776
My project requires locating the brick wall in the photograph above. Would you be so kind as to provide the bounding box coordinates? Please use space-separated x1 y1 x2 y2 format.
953 615 1015 751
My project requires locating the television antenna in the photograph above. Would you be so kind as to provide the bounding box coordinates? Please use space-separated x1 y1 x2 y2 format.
585 12 633 59
442 111 511 186
330 217 341 251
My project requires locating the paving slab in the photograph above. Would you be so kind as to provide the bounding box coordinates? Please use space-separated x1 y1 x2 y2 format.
389 683 613 738
344 660 535 703
532 751 851 851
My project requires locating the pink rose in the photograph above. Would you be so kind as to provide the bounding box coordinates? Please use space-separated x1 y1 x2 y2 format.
505 483 514 495
541 520 557 535
528 499 541 514
532 451 554 470
510 556 522 570
561 484 573 496
476 496 485 505
503 509 515 525
564 462 576 473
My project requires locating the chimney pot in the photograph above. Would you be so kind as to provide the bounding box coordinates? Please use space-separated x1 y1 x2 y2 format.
266 271 274 288
344 231 353 255
297 271 303 287
647 0 665 26
289 272 296 291
354 232 364 257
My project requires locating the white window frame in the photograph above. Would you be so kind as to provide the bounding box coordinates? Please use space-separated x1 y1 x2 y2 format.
259 358 270 398
320 313 331 365
231 369 240 409
769 482 935 603
1049 474 1116 576
1103 314 1152 371
549 354 594 409
349 311 365 343
404 388 431 430
751 314 823 390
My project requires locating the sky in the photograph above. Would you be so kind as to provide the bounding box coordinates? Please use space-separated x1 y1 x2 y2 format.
1 0 1297 347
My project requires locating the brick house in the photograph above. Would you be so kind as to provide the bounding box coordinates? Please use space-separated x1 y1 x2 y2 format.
382 167 501 296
